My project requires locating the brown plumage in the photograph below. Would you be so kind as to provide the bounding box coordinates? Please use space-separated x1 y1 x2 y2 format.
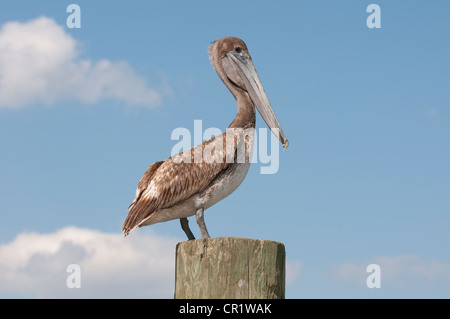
122 36 288 239
123 136 231 236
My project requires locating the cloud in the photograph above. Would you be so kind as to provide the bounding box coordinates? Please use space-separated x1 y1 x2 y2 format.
0 226 303 298
0 227 181 298
328 255 450 289
286 260 301 285
0 17 162 108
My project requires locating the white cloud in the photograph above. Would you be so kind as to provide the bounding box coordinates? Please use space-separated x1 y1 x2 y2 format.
286 260 301 285
0 226 303 298
0 227 181 298
0 17 162 108
328 255 450 288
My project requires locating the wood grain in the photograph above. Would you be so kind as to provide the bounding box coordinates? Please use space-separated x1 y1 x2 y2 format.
174 237 285 299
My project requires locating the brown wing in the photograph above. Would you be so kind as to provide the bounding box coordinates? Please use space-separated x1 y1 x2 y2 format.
122 133 233 236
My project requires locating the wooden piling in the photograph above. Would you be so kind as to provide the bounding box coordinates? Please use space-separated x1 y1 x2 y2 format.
174 237 285 299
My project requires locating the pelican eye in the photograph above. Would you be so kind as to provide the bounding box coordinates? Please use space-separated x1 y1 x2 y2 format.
234 46 242 54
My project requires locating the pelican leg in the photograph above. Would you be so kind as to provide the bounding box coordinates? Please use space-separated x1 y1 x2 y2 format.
180 218 196 240
195 208 211 239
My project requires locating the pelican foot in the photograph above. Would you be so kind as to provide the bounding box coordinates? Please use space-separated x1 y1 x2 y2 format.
195 208 211 239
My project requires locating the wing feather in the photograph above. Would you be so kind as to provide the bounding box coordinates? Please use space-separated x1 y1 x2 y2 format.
122 133 233 236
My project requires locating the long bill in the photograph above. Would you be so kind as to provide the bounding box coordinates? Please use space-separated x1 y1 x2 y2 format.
226 51 289 149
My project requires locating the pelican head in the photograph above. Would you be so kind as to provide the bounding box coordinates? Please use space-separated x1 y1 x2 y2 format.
209 37 289 149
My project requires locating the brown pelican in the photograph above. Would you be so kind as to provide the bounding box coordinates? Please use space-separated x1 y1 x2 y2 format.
122 37 288 239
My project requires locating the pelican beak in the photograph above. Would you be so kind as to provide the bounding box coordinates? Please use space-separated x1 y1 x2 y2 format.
225 51 289 149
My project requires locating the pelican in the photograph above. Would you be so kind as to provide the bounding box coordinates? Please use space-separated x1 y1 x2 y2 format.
122 37 288 239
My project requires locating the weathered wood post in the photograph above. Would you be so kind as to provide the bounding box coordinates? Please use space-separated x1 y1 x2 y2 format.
174 237 285 299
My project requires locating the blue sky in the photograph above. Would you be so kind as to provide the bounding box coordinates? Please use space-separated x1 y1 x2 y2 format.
0 1 449 298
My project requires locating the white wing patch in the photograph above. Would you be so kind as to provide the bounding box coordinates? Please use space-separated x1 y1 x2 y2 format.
143 180 159 199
